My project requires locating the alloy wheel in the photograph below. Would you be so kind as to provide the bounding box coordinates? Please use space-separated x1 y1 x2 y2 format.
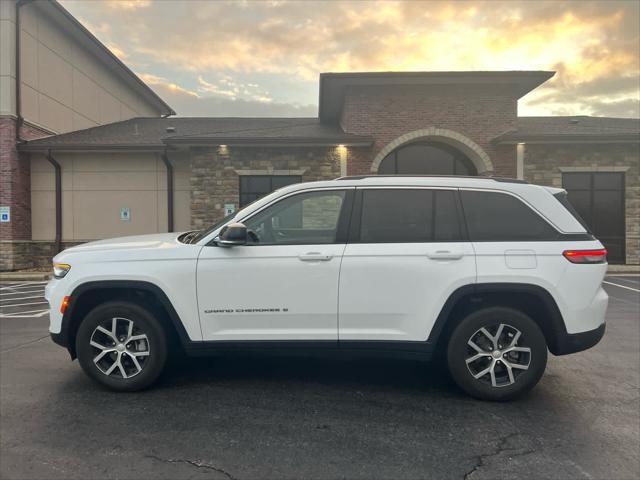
89 317 150 378
465 323 531 387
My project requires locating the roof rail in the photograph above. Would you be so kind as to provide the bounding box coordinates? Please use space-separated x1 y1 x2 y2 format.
335 175 528 184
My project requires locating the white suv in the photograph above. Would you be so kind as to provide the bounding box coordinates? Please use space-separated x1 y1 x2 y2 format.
46 176 608 401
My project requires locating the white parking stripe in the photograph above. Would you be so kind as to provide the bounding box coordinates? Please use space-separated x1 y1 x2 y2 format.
0 309 48 317
603 281 640 293
0 281 47 290
0 301 49 308
605 277 640 287
0 295 45 302
0 290 45 297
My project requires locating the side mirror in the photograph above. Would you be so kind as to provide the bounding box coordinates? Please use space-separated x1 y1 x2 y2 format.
217 222 248 247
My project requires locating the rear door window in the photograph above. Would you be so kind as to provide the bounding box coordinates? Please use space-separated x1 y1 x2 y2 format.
357 189 463 243
460 190 558 241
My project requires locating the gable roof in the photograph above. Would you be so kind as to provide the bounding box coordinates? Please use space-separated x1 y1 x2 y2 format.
38 0 174 116
19 117 374 151
319 71 555 122
493 116 640 143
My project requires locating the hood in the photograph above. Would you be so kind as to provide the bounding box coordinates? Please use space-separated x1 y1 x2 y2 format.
57 232 184 257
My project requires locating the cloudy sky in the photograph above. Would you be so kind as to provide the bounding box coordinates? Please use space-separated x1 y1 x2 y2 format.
60 0 640 118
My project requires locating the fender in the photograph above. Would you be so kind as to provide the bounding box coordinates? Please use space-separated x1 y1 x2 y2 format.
427 282 568 352
56 280 193 357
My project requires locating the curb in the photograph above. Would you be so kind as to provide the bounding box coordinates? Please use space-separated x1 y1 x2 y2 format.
0 272 51 281
607 266 640 274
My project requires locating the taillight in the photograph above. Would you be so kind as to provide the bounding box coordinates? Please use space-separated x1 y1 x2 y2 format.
563 249 607 264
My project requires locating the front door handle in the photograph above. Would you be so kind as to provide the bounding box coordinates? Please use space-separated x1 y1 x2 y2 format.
427 250 464 260
298 252 333 262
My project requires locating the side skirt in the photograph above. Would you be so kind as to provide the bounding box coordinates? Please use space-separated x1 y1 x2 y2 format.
184 340 436 361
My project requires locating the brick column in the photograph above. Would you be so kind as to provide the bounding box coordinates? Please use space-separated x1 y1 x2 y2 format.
0 117 31 241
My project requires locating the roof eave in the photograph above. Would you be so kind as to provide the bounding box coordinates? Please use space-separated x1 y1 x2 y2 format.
163 136 374 147
493 134 640 144
18 144 167 152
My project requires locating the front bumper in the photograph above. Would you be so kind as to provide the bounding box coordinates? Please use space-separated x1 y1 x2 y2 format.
550 323 606 356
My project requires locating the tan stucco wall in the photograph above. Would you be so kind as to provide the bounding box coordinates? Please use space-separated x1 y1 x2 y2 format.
31 152 190 241
1 1 161 131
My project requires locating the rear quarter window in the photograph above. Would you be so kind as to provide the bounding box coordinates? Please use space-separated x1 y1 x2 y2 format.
461 190 558 241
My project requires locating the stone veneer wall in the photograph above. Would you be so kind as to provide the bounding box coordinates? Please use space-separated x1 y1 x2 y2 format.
0 240 83 271
523 142 639 265
190 146 342 229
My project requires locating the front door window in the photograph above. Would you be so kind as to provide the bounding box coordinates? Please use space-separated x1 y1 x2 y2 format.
244 190 346 245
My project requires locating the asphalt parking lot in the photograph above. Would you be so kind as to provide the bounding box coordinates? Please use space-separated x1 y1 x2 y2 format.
1 277 638 479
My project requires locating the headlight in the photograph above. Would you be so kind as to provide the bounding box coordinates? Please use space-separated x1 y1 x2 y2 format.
53 263 71 279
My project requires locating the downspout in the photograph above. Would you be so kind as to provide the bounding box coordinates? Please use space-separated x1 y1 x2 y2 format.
46 150 62 255
161 151 174 232
15 0 34 143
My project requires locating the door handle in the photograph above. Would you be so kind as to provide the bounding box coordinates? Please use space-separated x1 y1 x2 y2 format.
427 250 464 260
298 252 333 262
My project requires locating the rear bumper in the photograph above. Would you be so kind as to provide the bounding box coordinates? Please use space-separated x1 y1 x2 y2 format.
550 323 605 355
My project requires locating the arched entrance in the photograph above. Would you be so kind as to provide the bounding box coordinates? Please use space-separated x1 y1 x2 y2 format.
378 141 477 175
370 128 493 175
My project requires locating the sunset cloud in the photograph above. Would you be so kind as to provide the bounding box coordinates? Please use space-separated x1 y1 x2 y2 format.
61 0 639 117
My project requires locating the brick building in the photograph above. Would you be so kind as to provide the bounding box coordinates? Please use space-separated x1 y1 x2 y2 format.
0 0 172 270
1 3 639 270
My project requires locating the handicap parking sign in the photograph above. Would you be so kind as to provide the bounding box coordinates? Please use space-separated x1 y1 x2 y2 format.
0 206 10 223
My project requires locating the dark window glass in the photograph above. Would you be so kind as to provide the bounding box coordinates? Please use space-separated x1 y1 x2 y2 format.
378 154 397 174
561 172 591 190
378 142 477 176
593 172 624 190
563 172 625 263
244 191 345 245
359 189 462 243
434 190 463 241
461 191 558 241
239 175 301 207
553 192 590 232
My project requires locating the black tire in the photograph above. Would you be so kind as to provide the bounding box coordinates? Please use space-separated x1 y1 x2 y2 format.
446 306 547 401
75 301 168 392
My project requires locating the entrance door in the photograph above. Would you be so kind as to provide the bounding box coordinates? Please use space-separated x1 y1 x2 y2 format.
563 172 625 264
197 188 353 341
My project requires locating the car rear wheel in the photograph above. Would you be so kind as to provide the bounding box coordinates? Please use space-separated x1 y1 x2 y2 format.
76 301 167 391
446 306 547 401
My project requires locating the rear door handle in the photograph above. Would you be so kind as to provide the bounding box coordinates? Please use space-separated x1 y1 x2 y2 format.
427 250 464 260
298 252 333 262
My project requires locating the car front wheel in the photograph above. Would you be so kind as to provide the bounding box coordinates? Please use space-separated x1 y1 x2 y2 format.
75 301 168 391
446 306 547 401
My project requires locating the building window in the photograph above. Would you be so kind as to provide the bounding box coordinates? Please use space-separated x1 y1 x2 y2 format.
379 142 477 175
563 172 626 264
239 175 302 207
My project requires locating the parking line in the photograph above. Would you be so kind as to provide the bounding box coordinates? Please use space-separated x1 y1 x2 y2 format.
0 295 44 302
605 277 640 287
0 289 45 297
603 281 640 293
0 301 49 308
0 282 47 290
0 309 48 318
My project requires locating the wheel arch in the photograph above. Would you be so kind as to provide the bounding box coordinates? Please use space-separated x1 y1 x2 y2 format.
429 283 568 355
60 280 191 359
